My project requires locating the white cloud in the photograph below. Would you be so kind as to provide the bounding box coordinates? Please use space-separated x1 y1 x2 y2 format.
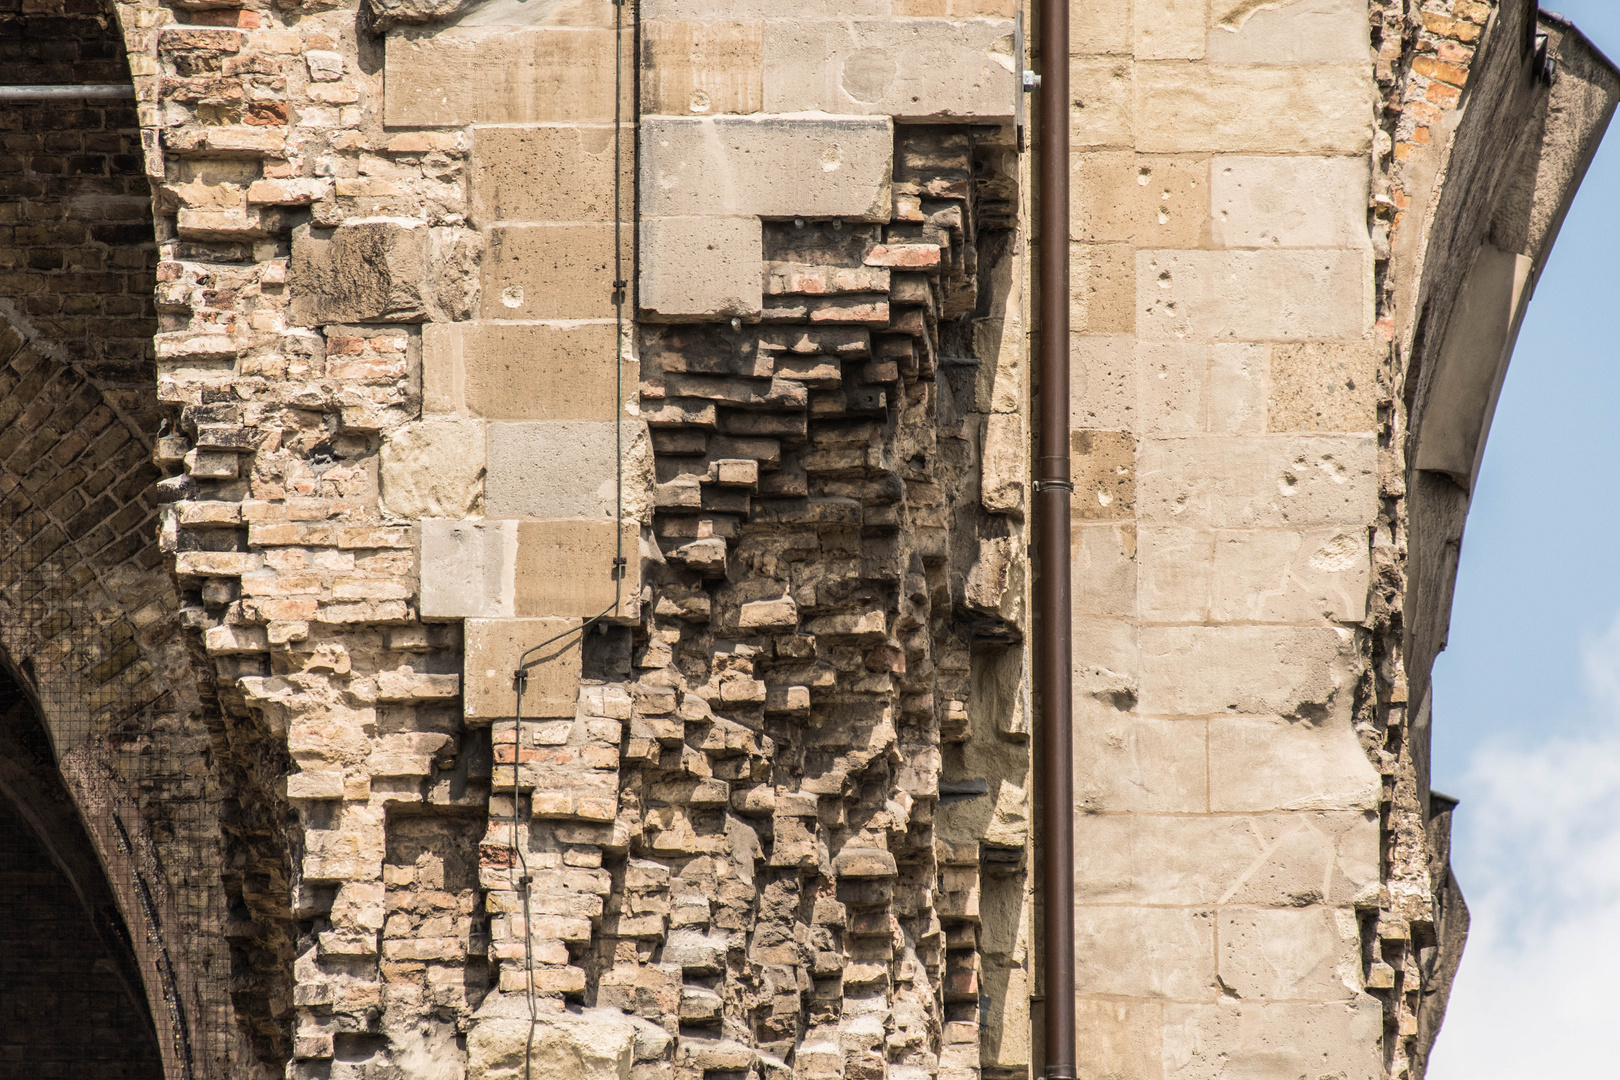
1427 612 1620 1075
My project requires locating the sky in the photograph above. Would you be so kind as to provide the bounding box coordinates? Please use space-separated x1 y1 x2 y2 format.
1424 4 1620 1074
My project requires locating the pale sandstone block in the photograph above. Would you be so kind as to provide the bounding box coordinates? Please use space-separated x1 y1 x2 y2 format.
424 321 625 421
639 216 763 319
465 617 583 720
1073 0 1133 55
761 18 1018 119
1208 714 1380 813
1072 615 1140 705
641 20 763 115
468 1008 639 1080
1136 526 1212 623
1135 0 1207 60
486 421 625 520
1071 335 1137 430
1138 249 1371 342
639 116 893 220
1073 523 1137 618
895 0 1017 14
981 412 1026 514
1211 155 1370 249
1134 63 1374 154
514 519 641 618
1071 811 1379 907
482 224 617 320
1216 907 1359 1001
1070 429 1136 521
1075 906 1217 1000
1209 528 1369 623
1072 243 1136 334
419 519 516 619
1206 342 1265 433
1137 625 1356 718
469 125 628 225
1137 341 1206 436
1267 341 1378 432
385 27 630 126
1070 152 1210 248
1070 58 1134 147
288 220 428 326
1135 435 1378 528
1162 999 1383 1080
1074 703 1206 813
1075 999 1165 1080
642 0 889 15
381 417 487 518
1208 0 1370 64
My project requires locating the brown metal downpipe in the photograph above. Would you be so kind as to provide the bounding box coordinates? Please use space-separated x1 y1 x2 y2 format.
1034 0 1075 1076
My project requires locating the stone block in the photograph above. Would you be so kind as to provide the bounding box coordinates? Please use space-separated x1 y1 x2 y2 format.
1206 342 1265 433
1070 152 1210 248
385 26 629 127
1137 526 1212 622
468 1007 638 1080
1211 156 1370 249
1208 714 1379 813
1074 704 1206 813
1070 58 1134 148
1138 249 1371 342
639 116 892 221
639 216 762 319
381 417 487 519
1070 242 1136 334
643 0 888 14
1134 63 1374 154
1072 616 1139 704
1073 522 1136 618
761 18 1018 120
515 519 641 618
419 519 516 619
1267 341 1377 433
1135 0 1207 60
1209 528 1369 623
465 617 583 720
1208 0 1369 64
424 321 625 421
1071 335 1136 430
482 224 618 320
1075 999 1165 1080
1162 999 1383 1080
1136 342 1207 436
981 412 1025 514
1216 906 1359 1001
1137 625 1357 719
288 220 428 325
470 124 628 226
1075 906 1216 1000
1070 429 1135 521
641 20 763 115
1072 811 1379 907
485 420 623 519
1135 435 1378 528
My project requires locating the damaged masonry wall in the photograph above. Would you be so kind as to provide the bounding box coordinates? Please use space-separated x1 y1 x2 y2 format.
0 0 1613 1078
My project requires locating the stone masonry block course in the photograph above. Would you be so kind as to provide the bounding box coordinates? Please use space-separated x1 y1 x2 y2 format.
381 417 488 519
514 519 640 618
465 617 583 720
424 322 625 421
1207 0 1374 65
470 125 630 226
289 221 429 325
1135 435 1378 529
641 20 763 116
482 225 618 320
639 116 893 221
1134 63 1375 154
1136 625 1357 719
1210 156 1371 249
1207 714 1380 814
761 18 1018 120
485 420 624 520
1070 152 1211 248
1074 907 1217 1001
1138 250 1372 342
639 216 763 319
1161 999 1383 1080
419 518 516 619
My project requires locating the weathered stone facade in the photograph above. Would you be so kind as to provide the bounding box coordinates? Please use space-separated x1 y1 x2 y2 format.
0 0 1615 1078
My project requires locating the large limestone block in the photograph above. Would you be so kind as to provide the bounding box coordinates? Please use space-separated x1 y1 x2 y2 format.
465 617 583 720
1136 341 1207 436
381 417 487 518
1208 0 1370 64
1208 714 1380 813
419 519 516 618
470 125 628 226
761 18 1017 120
641 20 762 115
1209 528 1370 623
1072 522 1136 618
1205 342 1265 434
1070 152 1210 248
1138 249 1371 342
482 224 617 319
1074 999 1165 1080
1074 704 1206 813
1216 907 1360 1001
1162 999 1383 1080
424 321 625 421
643 0 888 15
1137 526 1213 623
1075 906 1216 1000
1135 435 1378 528
1071 811 1379 907
468 1006 638 1080
639 116 893 221
1210 156 1370 249
514 519 641 617
1071 335 1136 430
1070 429 1135 521
1134 63 1374 154
1134 0 1206 60
289 220 428 325
1070 58 1134 148
639 216 762 319
1137 625 1357 719
485 420 623 519
385 27 629 126
1071 242 1136 334
1267 341 1377 432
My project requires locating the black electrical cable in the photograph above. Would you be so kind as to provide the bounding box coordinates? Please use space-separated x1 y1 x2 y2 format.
511 0 630 1074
